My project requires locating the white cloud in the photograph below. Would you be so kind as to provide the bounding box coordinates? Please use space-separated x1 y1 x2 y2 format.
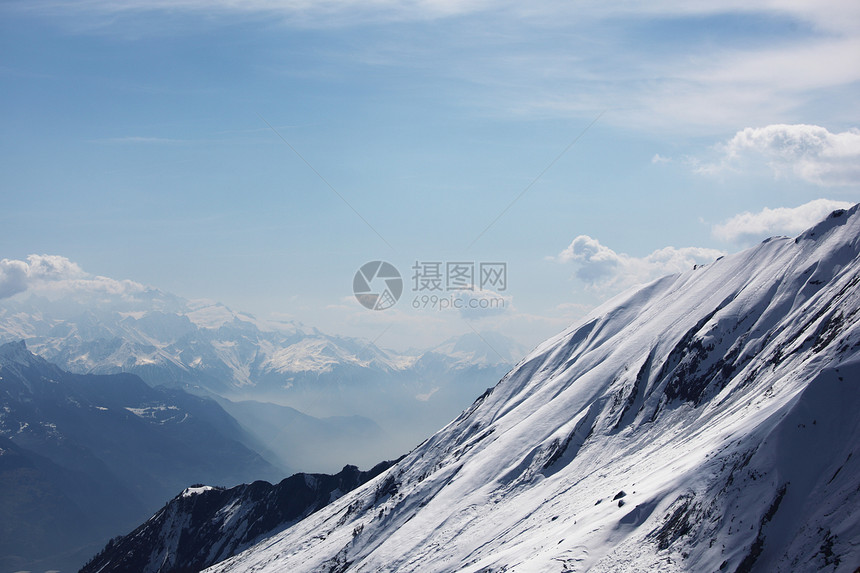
0 260 29 299
699 124 860 186
555 236 724 292
0 254 144 300
0 255 86 299
712 199 855 243
484 14 860 133
15 1 860 132
15 0 498 26
22 0 860 33
26 254 87 281
451 287 513 320
557 236 623 284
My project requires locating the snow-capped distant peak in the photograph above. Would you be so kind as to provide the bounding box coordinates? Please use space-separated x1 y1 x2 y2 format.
182 485 217 498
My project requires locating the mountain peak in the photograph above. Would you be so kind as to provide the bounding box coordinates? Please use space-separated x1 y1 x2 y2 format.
202 205 860 573
0 339 36 367
795 203 859 244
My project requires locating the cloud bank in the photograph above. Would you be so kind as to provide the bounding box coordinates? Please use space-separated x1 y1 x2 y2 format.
0 255 145 300
555 236 724 293
712 199 855 243
451 287 512 321
699 124 860 186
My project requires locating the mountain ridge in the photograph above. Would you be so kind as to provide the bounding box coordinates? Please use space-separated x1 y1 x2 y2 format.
0 294 521 465
201 205 860 572
0 342 282 572
0 294 521 396
80 460 399 573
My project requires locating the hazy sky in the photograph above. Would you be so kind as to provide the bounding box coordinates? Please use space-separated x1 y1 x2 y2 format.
2 0 859 351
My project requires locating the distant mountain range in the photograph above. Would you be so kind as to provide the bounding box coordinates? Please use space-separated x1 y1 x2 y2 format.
0 290 525 465
0 293 522 395
186 207 860 571
0 341 280 572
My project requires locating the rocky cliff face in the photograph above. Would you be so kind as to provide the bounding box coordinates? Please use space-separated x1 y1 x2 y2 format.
80 461 397 573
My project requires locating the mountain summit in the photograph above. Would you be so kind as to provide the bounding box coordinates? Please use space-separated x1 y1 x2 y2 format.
204 206 860 572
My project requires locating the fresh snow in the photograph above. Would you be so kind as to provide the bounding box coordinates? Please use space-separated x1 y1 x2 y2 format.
182 486 217 498
205 206 860 573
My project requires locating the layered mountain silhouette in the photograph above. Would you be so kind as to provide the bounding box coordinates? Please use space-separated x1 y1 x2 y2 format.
0 342 279 572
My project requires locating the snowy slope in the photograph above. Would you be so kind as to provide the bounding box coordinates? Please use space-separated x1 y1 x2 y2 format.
206 206 860 573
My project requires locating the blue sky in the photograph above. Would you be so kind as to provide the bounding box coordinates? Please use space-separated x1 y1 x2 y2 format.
1 0 859 351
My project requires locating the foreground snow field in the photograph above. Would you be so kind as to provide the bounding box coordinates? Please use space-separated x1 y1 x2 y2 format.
205 206 860 573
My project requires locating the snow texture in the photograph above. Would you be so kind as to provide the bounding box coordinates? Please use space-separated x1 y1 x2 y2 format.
206 206 860 573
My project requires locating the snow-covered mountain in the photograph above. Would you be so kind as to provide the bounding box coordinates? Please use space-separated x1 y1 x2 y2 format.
202 206 860 572
0 293 518 399
0 294 403 396
0 290 517 464
80 461 396 573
